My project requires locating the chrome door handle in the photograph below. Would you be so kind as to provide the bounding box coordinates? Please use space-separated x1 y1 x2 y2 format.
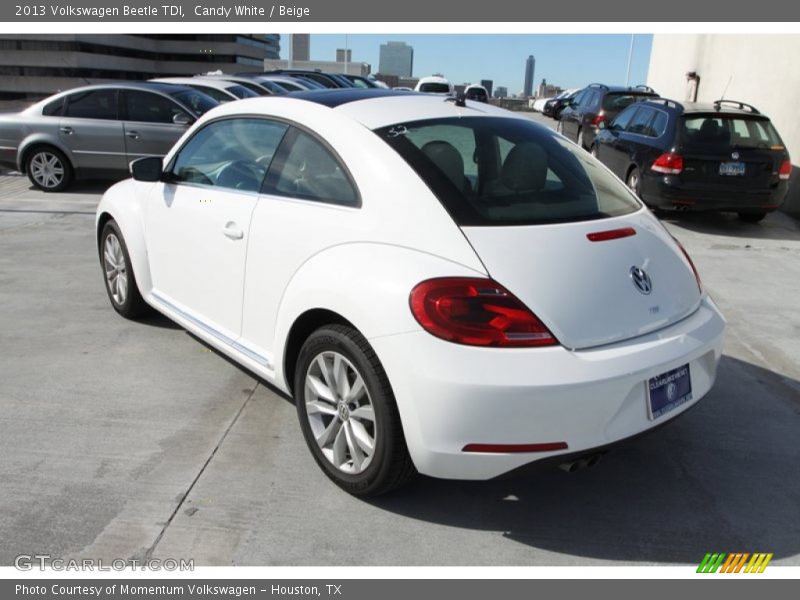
223 222 244 240
60 126 73 135
125 131 140 139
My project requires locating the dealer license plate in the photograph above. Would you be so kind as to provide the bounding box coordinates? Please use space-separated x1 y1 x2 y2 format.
647 364 692 420
719 161 746 176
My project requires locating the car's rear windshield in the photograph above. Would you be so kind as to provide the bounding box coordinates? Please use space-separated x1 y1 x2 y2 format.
169 89 219 116
419 83 451 94
602 92 657 113
681 114 783 150
466 89 487 101
375 116 641 226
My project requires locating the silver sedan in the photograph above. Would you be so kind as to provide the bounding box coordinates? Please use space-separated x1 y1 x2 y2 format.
0 81 218 191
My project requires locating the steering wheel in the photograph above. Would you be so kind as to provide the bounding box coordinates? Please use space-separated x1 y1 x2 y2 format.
216 160 264 192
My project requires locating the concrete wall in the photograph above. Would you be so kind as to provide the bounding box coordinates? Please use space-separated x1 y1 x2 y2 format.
647 34 800 216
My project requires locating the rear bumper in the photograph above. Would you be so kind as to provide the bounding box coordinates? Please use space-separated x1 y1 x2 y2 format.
641 173 789 212
370 296 726 480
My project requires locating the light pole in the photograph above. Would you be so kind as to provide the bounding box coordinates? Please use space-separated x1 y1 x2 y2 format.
625 34 635 87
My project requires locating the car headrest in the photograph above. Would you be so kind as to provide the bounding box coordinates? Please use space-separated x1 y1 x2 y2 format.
421 141 466 191
501 142 548 192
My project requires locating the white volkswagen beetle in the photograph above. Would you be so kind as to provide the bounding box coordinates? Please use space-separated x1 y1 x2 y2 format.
96 89 726 496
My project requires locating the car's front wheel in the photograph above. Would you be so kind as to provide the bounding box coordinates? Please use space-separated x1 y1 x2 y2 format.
294 325 415 497
100 220 149 319
26 146 73 192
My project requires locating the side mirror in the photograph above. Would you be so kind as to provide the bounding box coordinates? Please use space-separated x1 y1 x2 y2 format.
172 112 193 126
130 156 163 182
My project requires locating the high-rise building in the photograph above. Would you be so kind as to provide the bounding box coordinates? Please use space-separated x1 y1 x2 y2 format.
495 86 508 99
291 34 310 62
0 34 280 100
336 48 352 63
524 55 535 97
378 41 413 77
480 79 493 97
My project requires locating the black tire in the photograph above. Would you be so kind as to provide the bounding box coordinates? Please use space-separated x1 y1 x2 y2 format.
99 220 149 319
25 146 74 192
577 128 587 150
627 167 642 199
738 212 767 223
294 324 416 497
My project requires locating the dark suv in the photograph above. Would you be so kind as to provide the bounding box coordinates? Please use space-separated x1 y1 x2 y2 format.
559 83 659 149
592 98 791 222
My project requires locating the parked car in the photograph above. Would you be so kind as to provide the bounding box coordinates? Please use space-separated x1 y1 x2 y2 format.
415 75 454 95
464 84 489 103
96 88 724 496
252 75 324 92
339 74 381 89
260 69 354 89
592 98 791 222
559 83 659 149
150 77 259 103
532 97 552 112
543 89 578 118
0 82 218 192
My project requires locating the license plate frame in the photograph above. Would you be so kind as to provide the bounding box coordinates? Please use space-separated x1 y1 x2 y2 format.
647 364 693 420
719 161 746 176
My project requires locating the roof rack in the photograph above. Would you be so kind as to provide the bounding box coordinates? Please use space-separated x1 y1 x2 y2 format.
648 98 684 111
633 84 656 93
587 83 610 90
713 99 760 114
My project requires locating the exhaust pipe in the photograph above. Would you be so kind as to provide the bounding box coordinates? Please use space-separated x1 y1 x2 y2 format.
558 453 603 473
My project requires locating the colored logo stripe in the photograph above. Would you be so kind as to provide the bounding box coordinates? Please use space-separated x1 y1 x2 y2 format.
698 552 773 573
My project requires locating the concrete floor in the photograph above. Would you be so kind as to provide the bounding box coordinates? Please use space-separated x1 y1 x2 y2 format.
1 129 799 566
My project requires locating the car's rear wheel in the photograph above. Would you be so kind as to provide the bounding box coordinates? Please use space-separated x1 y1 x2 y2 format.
26 146 73 192
100 220 149 319
627 167 642 198
738 211 767 223
294 324 415 497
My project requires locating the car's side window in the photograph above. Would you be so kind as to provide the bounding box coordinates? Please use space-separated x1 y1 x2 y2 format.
65 89 118 120
610 107 637 132
650 111 669 138
42 98 65 117
267 129 359 207
169 118 289 192
123 90 189 124
627 107 656 136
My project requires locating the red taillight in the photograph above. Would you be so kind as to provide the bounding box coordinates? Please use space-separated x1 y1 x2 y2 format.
586 227 637 242
779 159 792 180
652 152 684 175
671 236 702 293
409 277 558 347
591 112 606 127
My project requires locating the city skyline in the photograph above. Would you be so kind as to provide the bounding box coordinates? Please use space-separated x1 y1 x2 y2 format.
282 34 653 94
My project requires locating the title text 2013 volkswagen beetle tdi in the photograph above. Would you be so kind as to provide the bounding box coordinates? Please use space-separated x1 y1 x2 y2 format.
96 89 726 496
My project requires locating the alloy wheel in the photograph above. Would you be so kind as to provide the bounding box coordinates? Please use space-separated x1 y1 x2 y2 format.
29 151 65 189
304 351 376 475
104 233 128 305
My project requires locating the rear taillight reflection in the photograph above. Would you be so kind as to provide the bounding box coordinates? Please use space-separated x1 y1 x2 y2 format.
409 277 558 347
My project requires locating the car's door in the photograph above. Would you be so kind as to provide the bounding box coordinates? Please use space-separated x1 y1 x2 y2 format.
596 105 640 178
120 89 193 163
559 89 586 140
621 106 660 176
143 117 289 339
59 88 127 173
239 126 361 362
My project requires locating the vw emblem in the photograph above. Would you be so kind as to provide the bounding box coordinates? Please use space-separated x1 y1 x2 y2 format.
630 266 653 295
731 151 740 160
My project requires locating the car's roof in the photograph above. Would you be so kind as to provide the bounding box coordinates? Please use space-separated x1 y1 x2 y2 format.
151 77 237 90
63 81 190 95
203 89 521 130
639 98 769 118
418 75 450 84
